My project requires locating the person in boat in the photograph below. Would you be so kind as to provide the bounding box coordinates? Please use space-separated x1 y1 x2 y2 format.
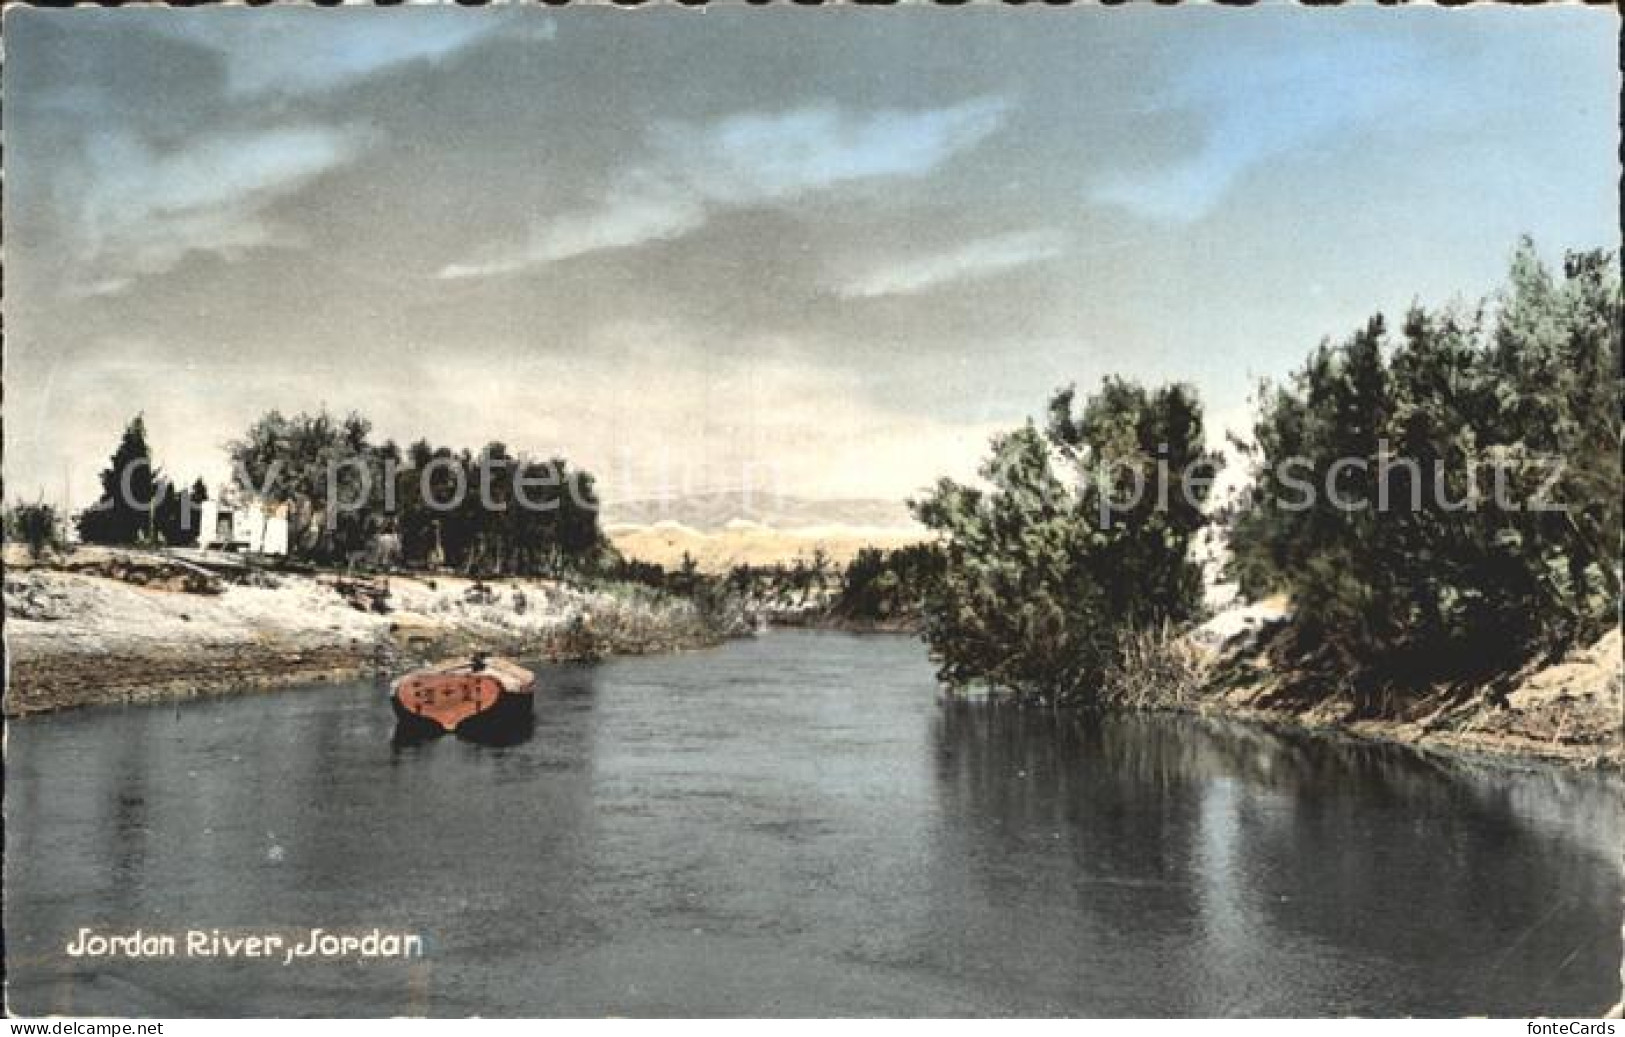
462 652 533 690
411 652 533 689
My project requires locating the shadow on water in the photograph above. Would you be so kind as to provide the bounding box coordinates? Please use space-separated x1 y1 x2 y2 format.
390 714 537 750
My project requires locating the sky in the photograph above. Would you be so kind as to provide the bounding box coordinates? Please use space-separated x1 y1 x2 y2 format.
3 4 1618 516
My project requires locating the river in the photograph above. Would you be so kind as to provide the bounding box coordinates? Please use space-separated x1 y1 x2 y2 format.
5 630 1621 1016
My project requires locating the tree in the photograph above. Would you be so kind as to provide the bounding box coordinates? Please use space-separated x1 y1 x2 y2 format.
1228 239 1622 704
673 551 702 597
831 543 945 623
155 477 207 547
912 379 1219 706
226 408 608 573
226 408 375 561
6 501 63 561
77 415 163 545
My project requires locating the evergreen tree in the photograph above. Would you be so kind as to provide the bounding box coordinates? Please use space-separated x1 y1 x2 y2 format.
912 379 1219 705
1228 239 1622 702
155 476 207 547
77 415 163 545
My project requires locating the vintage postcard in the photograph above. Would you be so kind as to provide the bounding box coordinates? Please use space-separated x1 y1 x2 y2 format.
2 2 1621 1024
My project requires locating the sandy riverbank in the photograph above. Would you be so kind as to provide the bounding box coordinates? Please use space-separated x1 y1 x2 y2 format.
3 548 723 716
6 548 1619 769
1187 603 1623 769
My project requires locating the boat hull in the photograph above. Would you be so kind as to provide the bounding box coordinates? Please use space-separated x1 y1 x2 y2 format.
449 691 534 746
389 658 537 746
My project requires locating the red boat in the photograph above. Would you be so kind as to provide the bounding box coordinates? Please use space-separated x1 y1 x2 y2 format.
391 654 535 744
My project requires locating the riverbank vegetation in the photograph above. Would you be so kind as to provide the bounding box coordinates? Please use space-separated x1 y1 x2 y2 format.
11 409 746 714
825 544 945 627
226 410 608 574
69 407 614 578
617 544 946 631
1099 622 1210 711
7 238 1617 762
911 379 1219 705
910 239 1620 740
2 551 724 715
1226 240 1620 715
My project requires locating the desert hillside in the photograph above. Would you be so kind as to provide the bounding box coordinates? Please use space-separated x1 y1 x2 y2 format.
607 518 930 572
601 491 916 530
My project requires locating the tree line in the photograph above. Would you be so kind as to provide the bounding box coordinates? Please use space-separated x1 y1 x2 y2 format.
825 544 945 625
614 546 945 629
36 236 1620 713
66 408 609 577
906 238 1619 710
225 408 605 573
1227 239 1620 706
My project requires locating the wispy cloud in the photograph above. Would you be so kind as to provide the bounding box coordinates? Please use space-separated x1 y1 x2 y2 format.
441 97 1010 278
154 11 538 97
64 124 365 295
835 229 1067 299
1091 39 1420 224
388 321 1003 501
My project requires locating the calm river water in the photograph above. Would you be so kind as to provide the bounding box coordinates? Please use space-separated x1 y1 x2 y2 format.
5 630 1621 1016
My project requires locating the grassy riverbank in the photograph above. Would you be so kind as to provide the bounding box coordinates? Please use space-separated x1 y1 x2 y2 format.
3 547 728 716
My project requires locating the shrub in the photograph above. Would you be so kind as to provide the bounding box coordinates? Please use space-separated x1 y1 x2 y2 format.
1228 239 1621 705
5 502 63 561
911 378 1220 706
1099 621 1210 711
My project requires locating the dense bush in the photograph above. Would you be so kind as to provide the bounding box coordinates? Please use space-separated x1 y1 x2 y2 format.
829 544 945 624
1098 621 1209 711
1228 239 1621 703
713 553 838 612
5 502 63 560
911 378 1220 706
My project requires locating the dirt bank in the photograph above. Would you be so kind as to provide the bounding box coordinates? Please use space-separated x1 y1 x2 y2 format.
3 549 723 716
1191 603 1622 769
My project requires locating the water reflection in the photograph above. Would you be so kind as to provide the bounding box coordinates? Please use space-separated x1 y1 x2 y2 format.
391 714 537 750
930 704 1623 1016
4 633 1620 1017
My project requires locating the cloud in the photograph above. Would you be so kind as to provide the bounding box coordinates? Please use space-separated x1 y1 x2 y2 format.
6 318 1010 513
441 97 1010 278
63 124 364 294
153 11 535 97
389 322 1006 502
835 229 1067 299
441 174 709 280
1091 39 1420 223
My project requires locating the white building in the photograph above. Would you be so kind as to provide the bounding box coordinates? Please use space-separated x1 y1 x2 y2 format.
197 491 289 556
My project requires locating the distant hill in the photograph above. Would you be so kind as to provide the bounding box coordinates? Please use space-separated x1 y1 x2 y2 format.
600 491 927 572
600 490 919 533
606 521 930 573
